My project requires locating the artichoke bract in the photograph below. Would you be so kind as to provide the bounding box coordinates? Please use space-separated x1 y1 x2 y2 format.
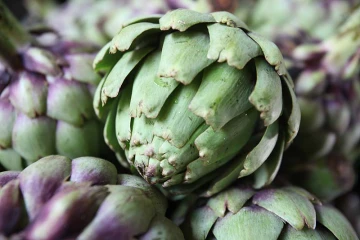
94 9 300 196
281 6 360 201
0 155 184 239
174 185 359 240
0 1 105 171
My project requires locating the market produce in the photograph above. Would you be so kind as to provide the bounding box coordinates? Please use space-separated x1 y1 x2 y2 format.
280 6 360 201
0 155 184 239
0 1 105 170
94 9 300 196
173 185 359 240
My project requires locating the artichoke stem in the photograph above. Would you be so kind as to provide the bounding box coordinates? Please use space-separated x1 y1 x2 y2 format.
0 0 31 50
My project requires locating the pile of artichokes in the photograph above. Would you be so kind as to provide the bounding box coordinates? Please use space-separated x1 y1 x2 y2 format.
0 0 359 239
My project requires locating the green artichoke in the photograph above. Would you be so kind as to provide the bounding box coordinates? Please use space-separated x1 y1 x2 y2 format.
173 185 359 240
43 0 169 45
0 1 105 170
0 155 184 239
94 9 300 196
248 0 359 41
281 6 360 201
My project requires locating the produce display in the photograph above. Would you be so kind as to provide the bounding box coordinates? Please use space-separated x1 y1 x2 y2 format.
0 0 359 239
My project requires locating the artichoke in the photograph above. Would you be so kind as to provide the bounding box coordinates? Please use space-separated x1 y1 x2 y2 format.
248 0 359 41
173 185 359 240
94 9 300 196
0 155 184 239
43 0 169 45
0 1 105 171
281 6 360 201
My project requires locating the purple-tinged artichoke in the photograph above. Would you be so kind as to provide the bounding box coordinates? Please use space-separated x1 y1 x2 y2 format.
93 9 300 196
280 6 360 201
0 155 184 239
0 1 107 171
172 184 359 240
42 0 169 45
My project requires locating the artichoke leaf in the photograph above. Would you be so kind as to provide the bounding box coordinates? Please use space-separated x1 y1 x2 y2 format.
103 98 123 154
182 206 218 240
93 76 114 121
253 132 285 189
211 11 249 30
160 9 215 32
189 62 254 130
56 120 101 158
154 80 204 148
121 15 162 29
102 46 154 103
248 32 287 76
111 22 160 52
131 114 155 147
159 123 208 172
12 114 56 164
195 108 258 166
19 156 71 220
315 205 359 240
0 149 23 171
280 225 333 240
207 23 262 69
0 99 15 148
0 179 21 235
203 154 247 197
253 188 316 230
130 50 179 119
162 172 184 187
249 58 283 126
207 187 255 217
78 186 157 240
185 108 258 182
47 78 94 126
139 215 184 240
212 206 284 240
9 72 47 118
115 85 132 149
282 76 301 147
239 121 279 178
93 42 123 71
158 30 214 85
